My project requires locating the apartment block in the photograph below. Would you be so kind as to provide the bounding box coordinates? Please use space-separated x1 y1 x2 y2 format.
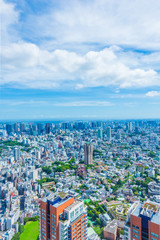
124 201 160 240
40 194 87 240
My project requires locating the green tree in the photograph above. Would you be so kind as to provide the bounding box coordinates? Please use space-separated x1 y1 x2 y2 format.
42 166 52 174
96 218 101 225
148 151 156 158
12 232 20 240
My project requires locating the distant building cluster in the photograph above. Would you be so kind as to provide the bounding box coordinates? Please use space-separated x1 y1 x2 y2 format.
0 120 160 239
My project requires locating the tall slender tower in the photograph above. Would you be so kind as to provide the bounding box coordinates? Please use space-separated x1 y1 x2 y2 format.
98 128 103 139
14 147 20 161
106 126 111 141
45 123 51 134
84 142 93 165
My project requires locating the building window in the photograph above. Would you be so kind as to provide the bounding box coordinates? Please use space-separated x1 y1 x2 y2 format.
75 207 79 216
151 233 159 238
132 225 139 230
80 205 83 213
64 212 68 220
133 229 139 235
70 211 74 220
133 234 139 239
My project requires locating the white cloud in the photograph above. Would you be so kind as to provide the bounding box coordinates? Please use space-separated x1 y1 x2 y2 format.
146 91 160 97
1 99 114 107
0 0 160 91
0 0 19 44
1 43 159 89
53 101 114 107
25 0 160 50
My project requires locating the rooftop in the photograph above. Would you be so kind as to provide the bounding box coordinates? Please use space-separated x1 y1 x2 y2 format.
104 219 118 234
65 199 82 212
132 201 160 224
54 195 73 208
142 202 159 213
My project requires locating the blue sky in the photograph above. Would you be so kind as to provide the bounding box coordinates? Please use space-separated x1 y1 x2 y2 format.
1 0 160 120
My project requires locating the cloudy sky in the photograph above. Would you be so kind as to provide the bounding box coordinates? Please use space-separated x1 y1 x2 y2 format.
1 0 160 120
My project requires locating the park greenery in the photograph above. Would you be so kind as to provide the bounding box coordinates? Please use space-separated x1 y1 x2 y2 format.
19 221 39 240
85 200 106 238
12 216 39 240
1 140 25 147
37 177 57 185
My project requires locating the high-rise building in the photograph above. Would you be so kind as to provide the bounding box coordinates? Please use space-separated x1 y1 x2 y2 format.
45 123 51 134
84 142 93 165
106 126 111 141
37 123 43 135
6 124 13 135
127 122 132 132
14 147 20 161
98 128 103 139
14 123 18 133
20 123 25 132
40 194 87 240
124 201 160 240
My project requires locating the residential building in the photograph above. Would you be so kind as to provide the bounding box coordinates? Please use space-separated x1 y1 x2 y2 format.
40 194 87 240
84 143 93 165
124 201 160 240
103 219 125 240
13 148 20 161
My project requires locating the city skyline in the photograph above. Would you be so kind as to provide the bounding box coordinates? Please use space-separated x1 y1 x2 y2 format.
1 0 160 120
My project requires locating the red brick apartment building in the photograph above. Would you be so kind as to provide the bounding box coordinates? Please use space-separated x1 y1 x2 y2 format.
40 194 87 240
124 201 160 240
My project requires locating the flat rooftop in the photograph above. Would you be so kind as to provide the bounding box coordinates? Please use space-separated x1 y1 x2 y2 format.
65 199 82 212
132 201 160 224
104 220 118 234
42 194 74 209
142 202 159 213
54 196 73 208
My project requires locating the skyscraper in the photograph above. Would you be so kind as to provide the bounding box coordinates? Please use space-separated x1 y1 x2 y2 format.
45 123 51 134
20 123 25 132
106 126 111 141
98 128 103 139
127 122 132 132
124 201 160 240
6 124 12 135
40 194 87 240
37 123 43 135
14 123 18 133
84 142 93 165
14 147 20 161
